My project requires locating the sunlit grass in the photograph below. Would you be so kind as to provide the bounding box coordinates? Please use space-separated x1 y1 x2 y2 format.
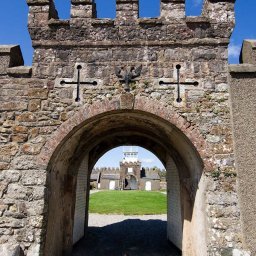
89 190 167 215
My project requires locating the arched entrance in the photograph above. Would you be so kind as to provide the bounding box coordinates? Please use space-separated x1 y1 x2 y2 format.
39 97 210 256
124 174 138 190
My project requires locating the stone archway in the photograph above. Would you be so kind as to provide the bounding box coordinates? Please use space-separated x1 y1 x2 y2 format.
124 174 138 190
39 96 211 256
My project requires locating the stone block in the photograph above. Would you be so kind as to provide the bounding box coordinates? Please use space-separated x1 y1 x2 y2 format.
0 170 21 183
202 0 235 24
161 0 185 20
0 102 28 111
22 143 43 155
7 66 32 78
240 40 256 65
11 134 28 143
28 88 48 99
6 184 31 200
0 143 19 157
16 113 37 122
229 64 256 73
116 0 139 21
13 126 29 134
28 99 41 112
0 163 9 170
27 0 58 27
0 45 24 75
27 243 40 256
10 155 38 170
0 244 20 256
21 170 47 186
71 0 96 18
26 0 51 5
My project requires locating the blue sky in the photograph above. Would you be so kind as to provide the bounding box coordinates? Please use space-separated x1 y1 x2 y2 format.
0 0 255 168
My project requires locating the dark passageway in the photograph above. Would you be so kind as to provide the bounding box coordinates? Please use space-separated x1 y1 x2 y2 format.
73 218 181 256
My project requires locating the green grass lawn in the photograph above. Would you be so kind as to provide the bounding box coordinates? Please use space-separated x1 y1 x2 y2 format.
89 190 167 215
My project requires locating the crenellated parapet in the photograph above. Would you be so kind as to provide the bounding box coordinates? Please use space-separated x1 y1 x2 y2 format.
26 0 236 48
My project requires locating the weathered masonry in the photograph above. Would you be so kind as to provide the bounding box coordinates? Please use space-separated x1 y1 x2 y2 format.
0 0 255 255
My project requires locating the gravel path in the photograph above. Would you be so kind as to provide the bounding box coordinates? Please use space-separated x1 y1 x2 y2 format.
73 214 181 256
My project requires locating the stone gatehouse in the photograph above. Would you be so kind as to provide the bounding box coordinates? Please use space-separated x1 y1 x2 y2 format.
0 0 256 255
91 147 161 190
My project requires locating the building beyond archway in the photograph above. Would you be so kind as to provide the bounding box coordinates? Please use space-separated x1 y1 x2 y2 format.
91 147 162 191
0 0 253 255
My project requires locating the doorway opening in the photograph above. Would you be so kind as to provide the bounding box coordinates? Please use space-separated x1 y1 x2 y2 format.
73 146 180 255
42 106 207 256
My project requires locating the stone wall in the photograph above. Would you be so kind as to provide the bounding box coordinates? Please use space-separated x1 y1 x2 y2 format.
0 0 251 255
229 40 256 255
92 166 161 191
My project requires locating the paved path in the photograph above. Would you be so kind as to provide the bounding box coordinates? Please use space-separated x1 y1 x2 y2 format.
73 214 181 256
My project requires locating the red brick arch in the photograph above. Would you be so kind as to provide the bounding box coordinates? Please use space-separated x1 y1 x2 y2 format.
38 95 212 170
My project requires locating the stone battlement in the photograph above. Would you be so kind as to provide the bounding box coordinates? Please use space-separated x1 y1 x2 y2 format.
0 45 32 77
26 0 235 46
93 167 120 173
92 166 162 173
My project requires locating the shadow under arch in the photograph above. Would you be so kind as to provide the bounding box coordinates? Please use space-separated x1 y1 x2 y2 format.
40 97 212 256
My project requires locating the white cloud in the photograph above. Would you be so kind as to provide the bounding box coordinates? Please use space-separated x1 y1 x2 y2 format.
141 158 155 163
228 44 241 58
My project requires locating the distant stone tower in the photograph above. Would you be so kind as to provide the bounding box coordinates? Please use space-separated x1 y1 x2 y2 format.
120 146 141 189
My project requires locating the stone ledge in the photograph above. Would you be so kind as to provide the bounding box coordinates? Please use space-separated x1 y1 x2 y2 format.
7 66 32 78
138 18 163 26
48 19 70 27
0 45 20 54
162 0 185 2
26 0 50 6
0 45 24 75
32 38 230 48
240 40 256 64
116 0 138 3
229 64 256 73
208 0 235 2
186 16 210 24
91 19 115 26
71 0 94 4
